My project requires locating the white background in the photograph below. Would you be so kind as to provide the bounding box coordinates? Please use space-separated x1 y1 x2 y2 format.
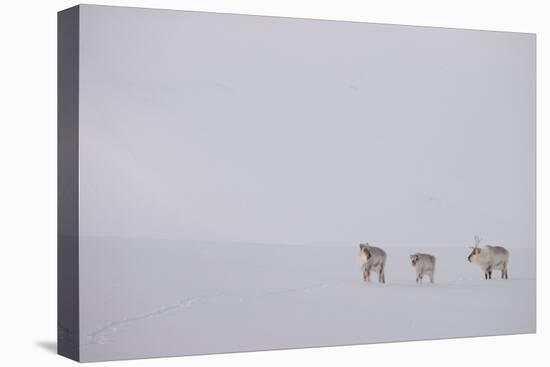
0 0 546 366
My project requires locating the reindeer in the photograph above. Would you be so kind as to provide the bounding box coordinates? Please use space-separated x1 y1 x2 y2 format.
467 236 509 280
409 253 436 284
358 243 386 284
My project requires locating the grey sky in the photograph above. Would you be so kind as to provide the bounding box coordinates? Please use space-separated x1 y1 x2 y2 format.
79 5 535 247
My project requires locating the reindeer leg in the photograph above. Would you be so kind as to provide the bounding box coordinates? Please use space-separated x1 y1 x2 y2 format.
429 272 434 284
379 265 385 284
484 266 492 280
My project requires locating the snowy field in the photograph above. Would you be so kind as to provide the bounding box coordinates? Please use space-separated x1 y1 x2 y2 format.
79 237 535 362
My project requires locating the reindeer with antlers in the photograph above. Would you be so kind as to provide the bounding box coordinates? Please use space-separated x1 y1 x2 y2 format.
467 236 510 280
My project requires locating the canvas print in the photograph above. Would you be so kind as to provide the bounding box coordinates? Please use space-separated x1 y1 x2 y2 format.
58 4 536 362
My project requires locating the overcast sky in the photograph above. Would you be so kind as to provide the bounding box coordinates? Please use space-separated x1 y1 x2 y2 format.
78 5 535 248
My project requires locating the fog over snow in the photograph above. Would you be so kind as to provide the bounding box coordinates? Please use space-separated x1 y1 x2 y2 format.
80 6 535 249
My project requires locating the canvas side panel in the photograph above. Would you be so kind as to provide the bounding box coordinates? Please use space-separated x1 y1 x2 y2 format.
57 5 80 362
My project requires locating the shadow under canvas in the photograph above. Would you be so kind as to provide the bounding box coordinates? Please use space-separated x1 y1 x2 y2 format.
36 340 57 354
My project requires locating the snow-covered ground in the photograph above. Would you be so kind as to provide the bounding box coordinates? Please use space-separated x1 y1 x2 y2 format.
79 237 535 362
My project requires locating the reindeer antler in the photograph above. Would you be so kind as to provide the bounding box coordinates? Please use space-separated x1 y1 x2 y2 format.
473 235 482 247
